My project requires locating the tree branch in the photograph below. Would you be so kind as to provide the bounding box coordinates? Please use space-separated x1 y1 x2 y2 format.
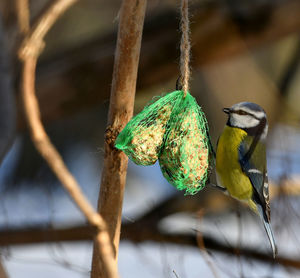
122 225 300 269
0 224 299 270
91 0 147 277
18 1 119 278
16 0 30 34
0 178 300 270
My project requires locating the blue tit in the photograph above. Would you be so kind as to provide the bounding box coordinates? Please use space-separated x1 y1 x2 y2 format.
215 102 277 257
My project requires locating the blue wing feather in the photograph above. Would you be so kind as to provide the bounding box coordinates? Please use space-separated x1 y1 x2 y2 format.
239 137 276 256
238 138 269 219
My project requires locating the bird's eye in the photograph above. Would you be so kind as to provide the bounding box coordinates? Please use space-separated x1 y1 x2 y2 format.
236 110 248 115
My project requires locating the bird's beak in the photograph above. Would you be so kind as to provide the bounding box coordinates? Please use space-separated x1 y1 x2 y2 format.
223 108 231 114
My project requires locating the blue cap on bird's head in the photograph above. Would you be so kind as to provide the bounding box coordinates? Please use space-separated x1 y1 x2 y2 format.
223 102 265 116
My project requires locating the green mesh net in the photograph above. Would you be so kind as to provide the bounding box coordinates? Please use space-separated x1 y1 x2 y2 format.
115 91 182 165
159 91 212 194
115 90 213 194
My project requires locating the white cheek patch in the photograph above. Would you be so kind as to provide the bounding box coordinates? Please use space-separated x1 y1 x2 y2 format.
230 114 260 128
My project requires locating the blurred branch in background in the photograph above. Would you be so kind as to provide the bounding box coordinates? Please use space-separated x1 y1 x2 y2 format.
2 223 299 267
270 177 300 199
16 0 29 35
279 38 300 96
0 193 300 270
17 0 119 277
196 210 221 278
19 0 300 127
0 11 16 166
0 261 8 278
1 178 300 269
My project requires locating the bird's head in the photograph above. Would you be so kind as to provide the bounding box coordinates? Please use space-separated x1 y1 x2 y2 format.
223 102 268 139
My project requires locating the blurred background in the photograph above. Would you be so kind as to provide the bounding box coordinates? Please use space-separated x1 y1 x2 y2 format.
1 0 300 277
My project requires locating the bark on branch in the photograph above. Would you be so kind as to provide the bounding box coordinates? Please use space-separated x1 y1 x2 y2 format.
91 0 147 277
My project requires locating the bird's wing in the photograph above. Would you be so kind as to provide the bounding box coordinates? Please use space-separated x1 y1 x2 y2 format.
239 136 277 257
238 136 270 221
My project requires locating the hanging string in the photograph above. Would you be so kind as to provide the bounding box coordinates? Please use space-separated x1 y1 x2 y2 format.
180 0 191 97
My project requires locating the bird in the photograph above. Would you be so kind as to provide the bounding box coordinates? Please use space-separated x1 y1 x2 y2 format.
215 101 277 257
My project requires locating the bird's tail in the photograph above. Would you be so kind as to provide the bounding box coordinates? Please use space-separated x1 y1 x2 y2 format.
257 205 277 258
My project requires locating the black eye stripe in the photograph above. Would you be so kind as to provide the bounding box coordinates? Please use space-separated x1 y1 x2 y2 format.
236 110 248 115
232 109 261 120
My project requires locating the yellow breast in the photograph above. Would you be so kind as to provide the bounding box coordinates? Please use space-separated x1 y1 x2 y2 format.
216 126 253 201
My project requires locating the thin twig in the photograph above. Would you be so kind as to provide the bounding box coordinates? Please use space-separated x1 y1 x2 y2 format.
16 0 30 34
19 0 77 59
18 0 119 278
196 210 221 278
21 57 118 278
172 270 180 278
180 0 191 96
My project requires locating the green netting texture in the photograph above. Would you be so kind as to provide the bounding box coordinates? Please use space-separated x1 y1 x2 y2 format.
159 91 211 195
115 91 183 165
